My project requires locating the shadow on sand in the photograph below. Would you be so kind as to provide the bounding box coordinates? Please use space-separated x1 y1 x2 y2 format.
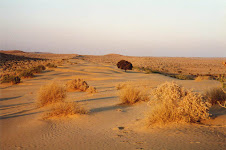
90 105 128 113
76 96 117 103
0 108 41 120
0 102 33 110
0 96 23 101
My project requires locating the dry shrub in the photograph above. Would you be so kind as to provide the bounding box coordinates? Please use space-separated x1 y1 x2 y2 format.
147 82 211 126
43 102 87 119
0 74 21 84
116 83 127 90
66 78 89 92
19 69 34 78
195 76 212 81
119 85 149 104
87 86 97 93
66 78 97 93
38 82 66 107
205 87 226 105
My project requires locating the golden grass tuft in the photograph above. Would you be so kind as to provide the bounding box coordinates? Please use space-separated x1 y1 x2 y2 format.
147 82 211 126
87 86 97 93
119 85 149 104
205 87 226 105
66 78 89 92
195 76 212 81
43 102 87 119
66 78 97 93
116 83 127 90
37 82 66 107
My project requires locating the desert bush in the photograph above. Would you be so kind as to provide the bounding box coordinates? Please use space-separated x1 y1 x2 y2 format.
0 74 20 84
117 60 133 72
205 87 226 105
43 102 87 119
170 74 195 80
147 82 211 126
66 78 90 92
116 83 127 90
119 85 149 104
30 65 46 73
46 63 57 68
38 82 66 107
216 74 226 82
223 82 226 89
19 69 34 78
87 86 97 93
144 68 152 74
195 76 212 81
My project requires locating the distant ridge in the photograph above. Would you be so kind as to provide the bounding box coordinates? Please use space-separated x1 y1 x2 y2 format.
0 50 78 60
31 52 53 54
104 53 123 56
0 50 25 54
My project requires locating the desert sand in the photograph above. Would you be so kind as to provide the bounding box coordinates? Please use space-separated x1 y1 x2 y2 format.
0 58 226 150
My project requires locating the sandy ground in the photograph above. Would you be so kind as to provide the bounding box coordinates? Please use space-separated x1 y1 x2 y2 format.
0 59 226 150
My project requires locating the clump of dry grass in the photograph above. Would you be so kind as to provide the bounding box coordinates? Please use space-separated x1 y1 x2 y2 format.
66 78 89 92
87 86 97 93
147 82 211 126
66 78 97 93
205 87 226 105
119 85 149 104
195 76 212 81
116 83 127 90
0 74 21 84
43 102 87 119
37 82 66 107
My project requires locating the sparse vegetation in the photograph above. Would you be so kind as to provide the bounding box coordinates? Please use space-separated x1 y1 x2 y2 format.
87 86 97 93
38 82 66 107
66 78 97 93
19 70 34 78
205 87 226 105
116 83 127 90
117 60 133 72
169 74 195 80
0 74 21 84
46 63 57 68
82 55 226 80
66 78 89 92
30 65 46 73
119 85 149 104
147 82 211 126
195 76 212 81
43 102 87 119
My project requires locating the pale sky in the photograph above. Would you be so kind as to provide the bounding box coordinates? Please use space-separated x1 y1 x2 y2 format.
0 0 226 57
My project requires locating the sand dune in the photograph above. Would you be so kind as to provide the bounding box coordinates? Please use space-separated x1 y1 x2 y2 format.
0 58 226 150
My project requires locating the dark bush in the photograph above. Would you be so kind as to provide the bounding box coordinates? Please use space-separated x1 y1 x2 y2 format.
30 65 46 73
0 74 21 84
19 70 34 78
46 63 57 68
117 60 133 72
12 76 21 84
